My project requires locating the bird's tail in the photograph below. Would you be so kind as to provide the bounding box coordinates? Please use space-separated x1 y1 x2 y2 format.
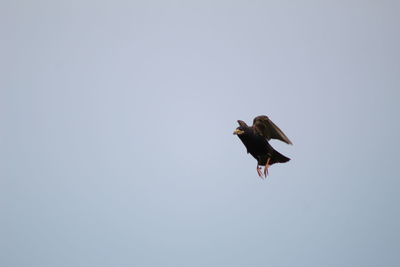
272 150 290 164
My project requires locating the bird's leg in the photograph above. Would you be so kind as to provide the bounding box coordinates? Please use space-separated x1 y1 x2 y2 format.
256 164 263 178
264 157 271 177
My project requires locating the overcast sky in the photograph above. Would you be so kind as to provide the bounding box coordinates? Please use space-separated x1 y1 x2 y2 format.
2 1 400 266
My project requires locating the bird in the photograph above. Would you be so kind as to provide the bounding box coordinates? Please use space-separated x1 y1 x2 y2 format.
233 115 292 178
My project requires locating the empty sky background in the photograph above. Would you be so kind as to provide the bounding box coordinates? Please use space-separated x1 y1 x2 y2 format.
1 1 400 266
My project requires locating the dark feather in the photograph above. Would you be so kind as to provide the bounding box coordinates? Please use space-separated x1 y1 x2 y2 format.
252 115 293 145
234 115 292 175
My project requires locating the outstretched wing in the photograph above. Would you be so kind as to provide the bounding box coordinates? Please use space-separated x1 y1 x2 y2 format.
237 120 249 128
252 115 293 145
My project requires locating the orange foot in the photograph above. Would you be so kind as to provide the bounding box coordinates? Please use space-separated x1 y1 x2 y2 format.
256 165 264 178
264 158 271 177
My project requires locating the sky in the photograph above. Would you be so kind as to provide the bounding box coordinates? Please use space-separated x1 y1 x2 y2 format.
1 1 400 266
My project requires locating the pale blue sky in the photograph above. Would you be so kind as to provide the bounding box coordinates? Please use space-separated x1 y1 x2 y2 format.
1 1 400 266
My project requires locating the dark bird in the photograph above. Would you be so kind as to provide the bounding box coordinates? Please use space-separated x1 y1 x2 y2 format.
233 115 292 178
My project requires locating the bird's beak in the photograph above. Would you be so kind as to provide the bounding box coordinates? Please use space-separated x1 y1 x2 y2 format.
233 129 244 135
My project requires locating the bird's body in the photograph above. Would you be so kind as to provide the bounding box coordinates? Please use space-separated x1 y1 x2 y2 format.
233 115 292 178
237 128 290 165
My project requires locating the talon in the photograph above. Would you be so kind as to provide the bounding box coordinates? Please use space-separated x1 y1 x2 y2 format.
264 158 270 177
257 165 263 178
264 166 269 177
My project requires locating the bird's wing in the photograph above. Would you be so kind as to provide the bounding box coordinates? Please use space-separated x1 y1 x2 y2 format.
252 115 293 145
237 120 248 128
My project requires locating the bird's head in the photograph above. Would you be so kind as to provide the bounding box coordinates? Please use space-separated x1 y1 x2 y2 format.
233 127 245 135
233 120 248 135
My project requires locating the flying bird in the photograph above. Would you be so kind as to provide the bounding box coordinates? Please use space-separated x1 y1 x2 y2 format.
233 115 292 178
